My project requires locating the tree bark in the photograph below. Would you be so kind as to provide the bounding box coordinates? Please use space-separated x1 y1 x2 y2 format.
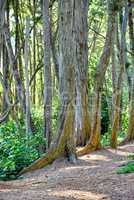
77 0 118 156
20 0 78 174
24 17 32 135
125 0 134 141
75 0 91 146
111 7 128 148
43 0 52 149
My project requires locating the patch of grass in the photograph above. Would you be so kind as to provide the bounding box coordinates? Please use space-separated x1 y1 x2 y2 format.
117 162 134 174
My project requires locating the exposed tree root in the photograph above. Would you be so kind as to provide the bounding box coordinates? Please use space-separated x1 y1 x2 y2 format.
19 101 77 175
19 148 59 175
19 146 77 175
77 140 101 157
77 143 96 157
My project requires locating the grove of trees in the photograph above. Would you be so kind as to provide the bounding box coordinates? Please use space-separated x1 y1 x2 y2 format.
0 0 134 178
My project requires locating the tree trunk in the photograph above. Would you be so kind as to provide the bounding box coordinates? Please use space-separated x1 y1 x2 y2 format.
77 0 118 156
111 7 128 148
33 0 36 105
43 0 52 149
24 17 32 135
20 0 78 174
75 0 91 146
125 0 134 141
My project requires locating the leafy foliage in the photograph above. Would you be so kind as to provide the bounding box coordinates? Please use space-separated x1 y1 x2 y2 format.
101 131 126 147
117 162 134 174
117 153 134 174
0 118 46 181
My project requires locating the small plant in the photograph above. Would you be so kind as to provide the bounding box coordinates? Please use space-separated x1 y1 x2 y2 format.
128 154 134 160
117 162 134 174
101 132 110 147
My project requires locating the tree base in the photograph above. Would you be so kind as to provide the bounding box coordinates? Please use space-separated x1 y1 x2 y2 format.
77 142 101 157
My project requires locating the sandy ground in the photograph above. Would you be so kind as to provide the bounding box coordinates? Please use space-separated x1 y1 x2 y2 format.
0 144 134 200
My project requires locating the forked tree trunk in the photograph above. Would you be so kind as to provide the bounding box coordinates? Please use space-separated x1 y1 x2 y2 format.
20 0 78 174
75 0 91 146
111 7 128 148
77 0 118 156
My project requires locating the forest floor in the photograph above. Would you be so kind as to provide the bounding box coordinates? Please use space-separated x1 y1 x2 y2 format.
0 144 134 200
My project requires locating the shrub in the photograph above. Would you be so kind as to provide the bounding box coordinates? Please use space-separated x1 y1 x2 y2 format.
117 162 134 174
0 120 46 180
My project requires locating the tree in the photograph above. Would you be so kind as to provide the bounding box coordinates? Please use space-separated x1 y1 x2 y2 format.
43 0 52 149
75 0 91 146
111 7 127 148
124 0 134 141
24 17 32 135
20 0 80 174
77 0 121 156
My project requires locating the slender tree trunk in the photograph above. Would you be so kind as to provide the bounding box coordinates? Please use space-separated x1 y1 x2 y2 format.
2 42 9 112
3 24 36 133
24 17 32 135
111 7 127 148
43 0 52 149
111 19 117 123
2 2 9 113
77 0 118 156
3 26 25 109
33 0 36 105
125 0 134 141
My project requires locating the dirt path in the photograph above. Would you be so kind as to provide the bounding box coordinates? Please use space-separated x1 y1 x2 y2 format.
0 144 134 200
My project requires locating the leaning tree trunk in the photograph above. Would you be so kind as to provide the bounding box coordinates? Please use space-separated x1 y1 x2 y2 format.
19 0 79 174
43 0 52 149
77 0 118 156
75 0 91 146
125 0 134 141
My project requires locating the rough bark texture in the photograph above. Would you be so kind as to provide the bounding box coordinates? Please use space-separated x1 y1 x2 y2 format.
111 7 128 148
20 0 78 174
126 0 134 141
43 0 52 149
33 0 36 105
77 0 118 156
75 0 91 146
24 17 32 135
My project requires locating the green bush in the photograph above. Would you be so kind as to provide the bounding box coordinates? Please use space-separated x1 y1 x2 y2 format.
0 120 46 181
101 130 126 147
117 162 134 174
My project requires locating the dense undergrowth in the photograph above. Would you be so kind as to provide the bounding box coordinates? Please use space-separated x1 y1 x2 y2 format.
0 97 60 181
0 119 46 181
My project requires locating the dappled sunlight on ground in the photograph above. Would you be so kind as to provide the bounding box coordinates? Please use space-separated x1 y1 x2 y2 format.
49 189 110 200
80 154 111 162
0 144 134 200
